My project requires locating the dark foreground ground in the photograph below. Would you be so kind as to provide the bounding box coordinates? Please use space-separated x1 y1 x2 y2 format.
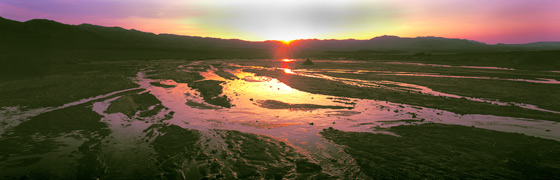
1 52 559 179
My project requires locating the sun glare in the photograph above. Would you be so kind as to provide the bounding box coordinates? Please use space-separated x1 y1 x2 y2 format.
282 59 294 62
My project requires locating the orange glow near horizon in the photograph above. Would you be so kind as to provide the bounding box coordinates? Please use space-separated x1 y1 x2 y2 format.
282 59 294 62
2 0 559 44
274 40 293 59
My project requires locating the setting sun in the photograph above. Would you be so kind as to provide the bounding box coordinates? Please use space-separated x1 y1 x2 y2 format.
280 40 292 45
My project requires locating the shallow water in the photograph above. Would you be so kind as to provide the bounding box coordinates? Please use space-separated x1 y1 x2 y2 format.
165 60 560 139
233 61 560 114
1 59 559 179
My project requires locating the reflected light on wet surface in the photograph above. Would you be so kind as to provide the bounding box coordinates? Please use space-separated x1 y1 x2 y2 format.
3 59 560 179
128 60 560 142
283 68 294 74
282 58 294 62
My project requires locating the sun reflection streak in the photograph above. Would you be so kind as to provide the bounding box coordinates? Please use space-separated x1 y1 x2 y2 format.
282 59 294 62
284 68 294 74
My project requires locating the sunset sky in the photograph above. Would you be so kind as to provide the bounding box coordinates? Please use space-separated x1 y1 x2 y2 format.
1 0 559 44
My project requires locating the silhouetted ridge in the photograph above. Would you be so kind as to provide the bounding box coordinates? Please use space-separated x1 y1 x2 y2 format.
1 16 559 55
288 35 492 52
1 18 102 48
0 17 279 52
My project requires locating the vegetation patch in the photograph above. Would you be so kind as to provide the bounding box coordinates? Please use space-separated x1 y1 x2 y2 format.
214 70 238 80
106 92 164 118
378 119 425 124
147 124 204 179
255 99 352 111
149 81 176 88
147 70 203 84
185 100 220 109
0 104 109 179
189 80 231 108
0 61 138 109
220 130 334 179
321 124 560 179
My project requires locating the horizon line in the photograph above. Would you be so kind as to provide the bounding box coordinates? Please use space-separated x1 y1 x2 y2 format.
3 16 559 45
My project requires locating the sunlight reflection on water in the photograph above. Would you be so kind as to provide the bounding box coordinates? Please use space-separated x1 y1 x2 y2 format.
131 60 560 141
2 59 559 179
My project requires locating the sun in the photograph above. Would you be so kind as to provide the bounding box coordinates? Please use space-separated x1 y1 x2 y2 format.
280 40 292 45
264 32 315 45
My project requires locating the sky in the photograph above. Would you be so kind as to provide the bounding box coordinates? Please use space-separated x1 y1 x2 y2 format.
1 0 559 44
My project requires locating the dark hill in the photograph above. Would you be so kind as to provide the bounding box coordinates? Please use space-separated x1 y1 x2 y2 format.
1 16 560 60
0 17 278 60
288 36 545 53
506 42 560 49
0 17 276 51
1 18 103 48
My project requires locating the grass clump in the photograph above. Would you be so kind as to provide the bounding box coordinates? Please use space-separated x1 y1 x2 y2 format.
148 70 203 84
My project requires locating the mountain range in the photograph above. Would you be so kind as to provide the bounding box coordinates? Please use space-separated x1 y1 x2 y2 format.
1 16 560 59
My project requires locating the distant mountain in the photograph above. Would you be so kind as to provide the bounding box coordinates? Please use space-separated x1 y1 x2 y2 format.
0 18 103 47
0 17 283 60
288 35 560 53
1 17 559 57
505 42 560 49
0 17 276 50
